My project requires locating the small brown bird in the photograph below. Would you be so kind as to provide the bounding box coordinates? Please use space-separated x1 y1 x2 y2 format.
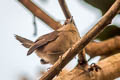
15 18 80 64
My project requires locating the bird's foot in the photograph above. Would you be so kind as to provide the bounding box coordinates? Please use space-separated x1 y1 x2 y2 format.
86 63 101 79
88 63 101 72
78 59 101 79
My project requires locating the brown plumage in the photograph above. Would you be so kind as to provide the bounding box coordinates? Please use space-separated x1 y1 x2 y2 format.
15 19 80 64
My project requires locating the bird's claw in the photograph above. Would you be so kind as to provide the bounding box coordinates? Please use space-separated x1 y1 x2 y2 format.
88 63 101 72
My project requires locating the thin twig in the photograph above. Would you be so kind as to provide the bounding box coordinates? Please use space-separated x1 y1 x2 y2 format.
33 15 37 36
40 0 120 80
18 0 62 30
58 0 71 19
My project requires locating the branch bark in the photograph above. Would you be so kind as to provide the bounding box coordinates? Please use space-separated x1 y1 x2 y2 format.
58 0 76 25
55 53 120 80
40 0 120 80
86 36 120 58
58 0 71 19
18 0 62 30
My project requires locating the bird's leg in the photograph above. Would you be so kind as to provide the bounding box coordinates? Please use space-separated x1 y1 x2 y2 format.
77 50 101 79
77 50 89 73
77 59 88 72
78 50 88 68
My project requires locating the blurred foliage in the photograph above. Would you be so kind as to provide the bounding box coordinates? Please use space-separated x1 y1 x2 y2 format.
83 0 115 15
96 25 120 41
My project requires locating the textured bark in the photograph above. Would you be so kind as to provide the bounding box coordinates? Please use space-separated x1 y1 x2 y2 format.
86 36 120 58
55 53 120 80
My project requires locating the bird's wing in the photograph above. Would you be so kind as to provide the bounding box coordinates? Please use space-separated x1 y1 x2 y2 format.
27 31 59 55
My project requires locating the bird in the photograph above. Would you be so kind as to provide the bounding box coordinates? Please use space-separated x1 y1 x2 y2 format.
15 17 80 65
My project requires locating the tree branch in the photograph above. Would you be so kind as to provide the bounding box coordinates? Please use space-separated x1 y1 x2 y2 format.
58 0 76 25
33 15 37 36
55 53 120 80
86 36 120 58
58 0 71 19
18 0 62 30
39 0 120 80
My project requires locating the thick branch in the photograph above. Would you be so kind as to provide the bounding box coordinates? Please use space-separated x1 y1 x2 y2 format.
55 53 120 80
18 0 62 30
86 36 120 58
40 0 120 80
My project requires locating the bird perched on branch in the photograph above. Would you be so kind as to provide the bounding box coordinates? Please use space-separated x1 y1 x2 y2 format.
15 17 80 64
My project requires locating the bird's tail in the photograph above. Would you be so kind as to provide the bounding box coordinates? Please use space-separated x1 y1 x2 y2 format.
15 35 34 48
